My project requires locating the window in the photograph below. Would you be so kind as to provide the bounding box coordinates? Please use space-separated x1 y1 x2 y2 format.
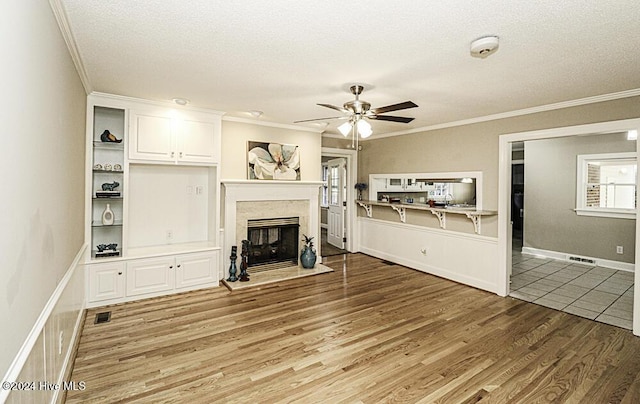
321 163 329 207
576 152 637 219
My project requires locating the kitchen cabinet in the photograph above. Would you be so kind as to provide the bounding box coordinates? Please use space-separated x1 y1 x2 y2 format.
386 178 422 191
129 108 221 165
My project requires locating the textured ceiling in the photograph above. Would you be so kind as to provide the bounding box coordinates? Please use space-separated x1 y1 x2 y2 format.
60 0 640 137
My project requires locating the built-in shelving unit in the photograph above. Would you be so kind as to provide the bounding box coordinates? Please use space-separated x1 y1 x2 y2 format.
90 106 126 258
84 93 225 307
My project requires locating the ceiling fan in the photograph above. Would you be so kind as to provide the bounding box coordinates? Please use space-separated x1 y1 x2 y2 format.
295 85 418 141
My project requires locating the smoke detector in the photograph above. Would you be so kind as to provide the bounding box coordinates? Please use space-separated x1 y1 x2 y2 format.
470 36 499 58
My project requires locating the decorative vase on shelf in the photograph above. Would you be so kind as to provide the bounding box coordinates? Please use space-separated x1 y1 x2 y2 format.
101 203 114 225
300 234 317 269
355 183 368 201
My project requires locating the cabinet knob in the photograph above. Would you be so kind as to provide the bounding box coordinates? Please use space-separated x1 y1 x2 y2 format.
169 265 174 269
118 272 122 275
177 264 181 268
179 152 183 158
171 151 175 158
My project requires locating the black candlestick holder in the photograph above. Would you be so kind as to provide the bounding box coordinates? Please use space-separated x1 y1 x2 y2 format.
239 240 250 282
226 246 238 282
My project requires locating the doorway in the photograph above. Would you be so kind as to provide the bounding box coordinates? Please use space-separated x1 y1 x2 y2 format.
498 118 640 336
320 147 357 257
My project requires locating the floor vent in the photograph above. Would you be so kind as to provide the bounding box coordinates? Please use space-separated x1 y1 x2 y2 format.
94 311 111 324
568 256 596 264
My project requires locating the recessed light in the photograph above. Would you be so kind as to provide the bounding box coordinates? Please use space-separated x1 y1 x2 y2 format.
249 110 263 118
172 98 190 106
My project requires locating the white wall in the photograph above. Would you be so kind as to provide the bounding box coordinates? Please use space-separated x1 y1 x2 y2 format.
1 0 87 395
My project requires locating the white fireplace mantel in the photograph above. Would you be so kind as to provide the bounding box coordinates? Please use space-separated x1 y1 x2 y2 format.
221 180 323 279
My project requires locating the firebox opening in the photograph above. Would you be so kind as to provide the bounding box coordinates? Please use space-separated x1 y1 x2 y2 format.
247 217 299 270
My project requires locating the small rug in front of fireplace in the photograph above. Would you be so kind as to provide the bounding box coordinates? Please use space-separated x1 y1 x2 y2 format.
222 263 333 291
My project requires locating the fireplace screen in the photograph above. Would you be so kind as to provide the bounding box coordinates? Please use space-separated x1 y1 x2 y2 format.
247 217 299 268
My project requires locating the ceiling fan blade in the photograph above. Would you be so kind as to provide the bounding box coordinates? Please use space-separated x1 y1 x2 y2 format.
293 116 348 123
317 103 349 113
368 115 415 123
370 101 418 115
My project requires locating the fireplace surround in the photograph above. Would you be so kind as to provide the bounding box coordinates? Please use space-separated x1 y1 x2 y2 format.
222 180 322 278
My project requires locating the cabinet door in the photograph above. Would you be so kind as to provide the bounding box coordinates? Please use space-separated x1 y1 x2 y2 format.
405 178 422 191
386 178 405 191
126 256 175 296
88 262 125 302
175 251 218 289
176 119 218 164
129 111 175 162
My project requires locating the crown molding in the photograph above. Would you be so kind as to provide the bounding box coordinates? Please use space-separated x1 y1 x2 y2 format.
89 92 227 115
324 88 640 141
49 0 92 94
223 116 323 133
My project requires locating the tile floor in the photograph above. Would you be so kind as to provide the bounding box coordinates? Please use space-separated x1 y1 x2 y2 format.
510 250 634 330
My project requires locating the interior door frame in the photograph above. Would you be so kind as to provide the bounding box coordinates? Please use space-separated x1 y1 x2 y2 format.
497 117 640 336
322 147 357 252
326 157 346 249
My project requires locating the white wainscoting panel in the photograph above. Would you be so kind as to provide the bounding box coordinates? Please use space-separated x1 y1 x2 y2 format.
3 246 86 404
359 218 499 293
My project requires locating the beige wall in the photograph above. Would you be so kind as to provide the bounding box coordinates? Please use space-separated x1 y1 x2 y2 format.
1 1 86 378
357 96 640 237
221 120 322 181
524 133 635 263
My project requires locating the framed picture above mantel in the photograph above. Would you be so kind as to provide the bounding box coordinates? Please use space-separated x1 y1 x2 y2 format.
247 141 300 181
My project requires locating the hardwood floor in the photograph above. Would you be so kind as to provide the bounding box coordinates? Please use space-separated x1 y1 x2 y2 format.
66 254 640 403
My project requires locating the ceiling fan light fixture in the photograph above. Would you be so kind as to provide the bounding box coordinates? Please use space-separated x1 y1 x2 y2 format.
338 121 352 137
357 119 372 138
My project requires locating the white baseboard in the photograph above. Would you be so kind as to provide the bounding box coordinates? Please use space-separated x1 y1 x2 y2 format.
1 244 87 404
521 246 635 272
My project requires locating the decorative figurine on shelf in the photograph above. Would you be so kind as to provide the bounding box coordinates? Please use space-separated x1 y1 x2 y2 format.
239 240 250 282
100 129 122 143
101 181 120 191
355 182 368 201
95 243 119 257
300 234 317 269
226 246 238 282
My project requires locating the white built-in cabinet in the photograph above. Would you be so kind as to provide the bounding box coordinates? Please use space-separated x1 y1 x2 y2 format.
87 251 218 306
129 108 220 164
88 262 126 302
85 93 224 308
